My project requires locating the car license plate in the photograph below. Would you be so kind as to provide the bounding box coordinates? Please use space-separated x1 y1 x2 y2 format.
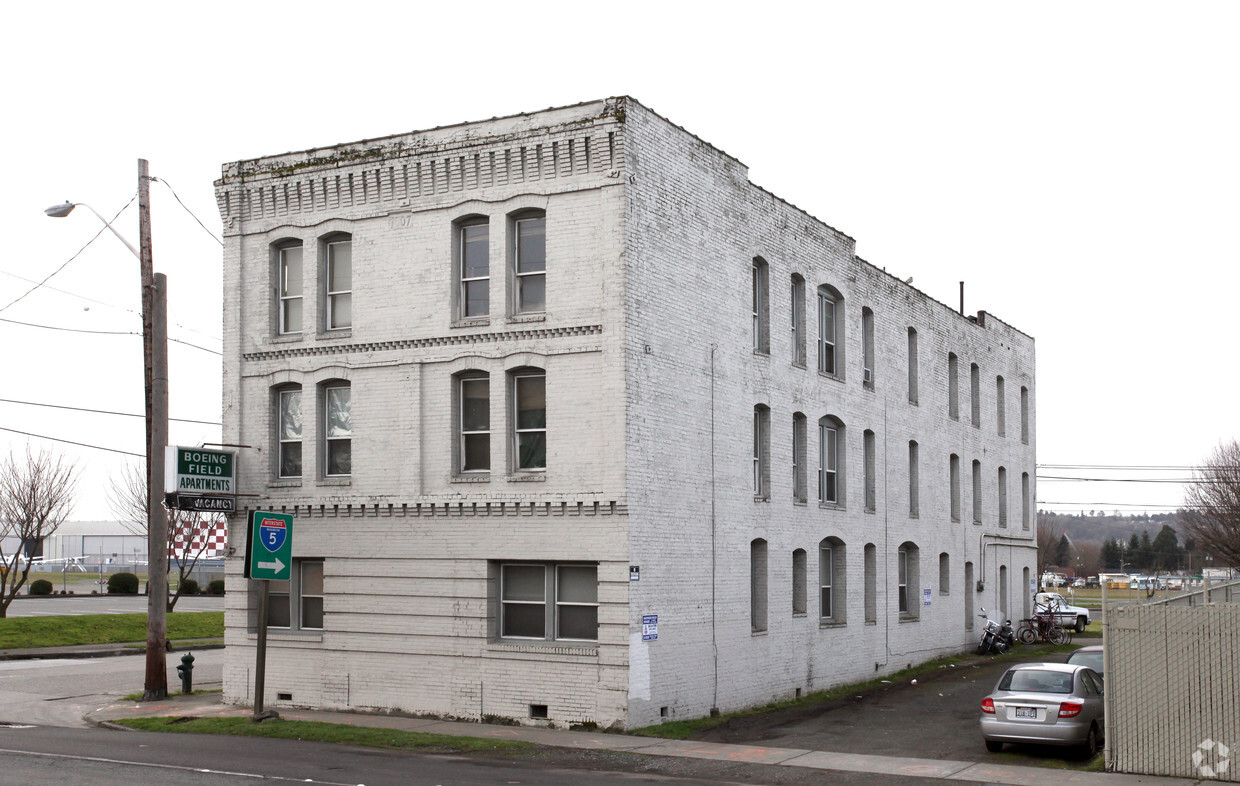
1015 707 1037 719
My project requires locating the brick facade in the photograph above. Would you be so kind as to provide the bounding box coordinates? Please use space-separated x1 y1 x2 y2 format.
216 97 1036 729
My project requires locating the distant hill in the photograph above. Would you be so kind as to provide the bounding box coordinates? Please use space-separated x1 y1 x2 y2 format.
1037 511 1182 547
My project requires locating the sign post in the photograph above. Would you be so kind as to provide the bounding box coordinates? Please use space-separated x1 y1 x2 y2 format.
245 511 293 720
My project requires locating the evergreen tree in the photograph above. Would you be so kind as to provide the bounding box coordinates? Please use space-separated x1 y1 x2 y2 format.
1101 539 1120 570
1055 534 1072 569
1151 525 1182 571
1135 530 1154 571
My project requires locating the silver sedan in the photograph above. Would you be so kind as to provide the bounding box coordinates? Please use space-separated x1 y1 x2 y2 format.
980 662 1105 757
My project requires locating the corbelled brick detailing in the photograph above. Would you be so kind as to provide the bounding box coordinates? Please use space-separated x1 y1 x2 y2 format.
242 324 603 363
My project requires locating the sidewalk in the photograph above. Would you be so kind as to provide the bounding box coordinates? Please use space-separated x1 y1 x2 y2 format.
87 692 1202 786
0 640 223 661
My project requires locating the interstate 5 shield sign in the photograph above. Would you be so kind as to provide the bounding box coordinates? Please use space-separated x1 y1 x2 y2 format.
245 511 292 581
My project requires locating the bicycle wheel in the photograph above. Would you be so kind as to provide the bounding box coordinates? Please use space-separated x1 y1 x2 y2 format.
1018 626 1037 645
1048 626 1067 646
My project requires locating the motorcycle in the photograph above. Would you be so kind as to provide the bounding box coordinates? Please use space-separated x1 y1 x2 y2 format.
976 608 1016 655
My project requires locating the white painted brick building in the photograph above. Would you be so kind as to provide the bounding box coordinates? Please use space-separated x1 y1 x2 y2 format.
215 97 1036 730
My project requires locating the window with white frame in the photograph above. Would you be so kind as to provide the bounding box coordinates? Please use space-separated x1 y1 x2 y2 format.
861 306 874 387
754 405 770 499
897 548 909 615
325 236 352 330
752 258 769 354
863 429 876 512
498 562 597 641
267 558 324 631
817 286 843 376
277 387 302 479
277 243 303 335
820 544 834 621
512 370 546 471
513 214 546 314
818 416 844 506
792 412 807 503
458 373 490 473
459 219 490 319
323 383 351 476
791 274 806 367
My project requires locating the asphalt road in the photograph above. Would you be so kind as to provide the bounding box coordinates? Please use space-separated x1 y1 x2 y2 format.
0 725 949 786
693 644 1097 770
5 594 223 616
0 649 224 727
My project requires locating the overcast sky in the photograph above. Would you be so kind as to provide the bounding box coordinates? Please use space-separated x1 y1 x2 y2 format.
3 1 1237 521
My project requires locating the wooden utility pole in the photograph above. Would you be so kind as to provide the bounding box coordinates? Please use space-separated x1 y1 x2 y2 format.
140 159 170 700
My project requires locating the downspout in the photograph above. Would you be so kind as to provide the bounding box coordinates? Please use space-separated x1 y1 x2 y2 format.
710 343 719 716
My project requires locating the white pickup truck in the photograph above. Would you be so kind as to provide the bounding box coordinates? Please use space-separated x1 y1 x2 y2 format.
1034 592 1091 633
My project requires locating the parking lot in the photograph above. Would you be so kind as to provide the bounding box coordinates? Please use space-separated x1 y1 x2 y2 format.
693 642 1099 769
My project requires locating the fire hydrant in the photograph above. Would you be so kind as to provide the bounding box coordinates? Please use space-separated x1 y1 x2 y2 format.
176 652 195 694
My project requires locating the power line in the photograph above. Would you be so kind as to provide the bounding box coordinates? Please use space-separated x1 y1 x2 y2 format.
0 398 221 426
0 315 221 355
150 177 223 246
0 425 142 458
1039 463 1236 471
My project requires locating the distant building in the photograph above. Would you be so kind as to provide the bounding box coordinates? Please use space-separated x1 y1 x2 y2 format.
216 97 1037 728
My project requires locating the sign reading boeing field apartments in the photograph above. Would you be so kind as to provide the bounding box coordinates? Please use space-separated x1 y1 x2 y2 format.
164 446 236 511
166 446 235 494
245 511 292 582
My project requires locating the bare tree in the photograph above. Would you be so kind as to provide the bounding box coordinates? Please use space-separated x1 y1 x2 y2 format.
108 459 221 611
1181 440 1240 569
1036 513 1064 589
0 448 78 618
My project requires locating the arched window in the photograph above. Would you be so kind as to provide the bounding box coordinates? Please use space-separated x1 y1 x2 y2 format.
861 306 874 387
970 363 981 427
792 412 807 503
274 240 303 336
947 353 959 419
864 543 877 623
907 327 918 404
274 384 302 478
511 210 546 314
752 258 769 354
998 466 1008 527
751 538 768 632
792 548 807 615
898 542 920 619
456 371 490 474
456 216 490 319
996 376 1006 436
791 274 806 366
322 233 352 331
753 404 770 499
819 537 847 623
818 415 845 506
908 440 919 517
949 454 961 522
817 285 844 376
511 367 546 471
939 552 950 595
322 380 351 477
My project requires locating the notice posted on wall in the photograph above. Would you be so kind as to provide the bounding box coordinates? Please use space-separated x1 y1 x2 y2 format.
642 614 658 641
923 588 932 606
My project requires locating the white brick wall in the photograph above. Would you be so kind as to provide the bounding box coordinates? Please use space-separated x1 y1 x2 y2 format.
216 97 1035 730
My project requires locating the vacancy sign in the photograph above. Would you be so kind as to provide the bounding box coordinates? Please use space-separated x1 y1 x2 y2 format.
245 511 293 581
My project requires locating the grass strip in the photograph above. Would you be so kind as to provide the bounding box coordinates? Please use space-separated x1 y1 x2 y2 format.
630 643 1078 739
114 716 533 753
0 612 223 649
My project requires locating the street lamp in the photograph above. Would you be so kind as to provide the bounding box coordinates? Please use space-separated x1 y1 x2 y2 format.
44 159 170 700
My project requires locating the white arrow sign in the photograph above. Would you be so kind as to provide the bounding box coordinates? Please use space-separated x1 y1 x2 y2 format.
257 558 285 573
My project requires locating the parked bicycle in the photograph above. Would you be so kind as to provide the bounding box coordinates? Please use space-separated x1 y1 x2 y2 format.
1015 609 1072 645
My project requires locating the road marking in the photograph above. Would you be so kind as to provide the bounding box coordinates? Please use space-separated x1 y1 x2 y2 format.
0 747 363 785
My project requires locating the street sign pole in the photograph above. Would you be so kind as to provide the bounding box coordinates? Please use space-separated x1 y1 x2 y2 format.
246 510 291 721
254 579 271 720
